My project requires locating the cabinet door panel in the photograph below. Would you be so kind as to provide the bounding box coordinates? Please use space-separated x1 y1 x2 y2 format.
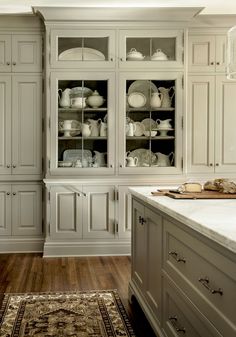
0 76 11 175
215 35 227 73
188 36 215 72
145 207 162 322
12 35 42 72
12 75 42 175
187 76 215 173
132 199 146 291
83 186 115 239
11 184 42 236
50 186 83 239
0 35 11 72
0 185 11 235
215 76 236 172
117 186 131 239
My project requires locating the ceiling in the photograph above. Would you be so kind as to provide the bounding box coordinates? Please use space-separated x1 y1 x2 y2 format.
1 0 236 15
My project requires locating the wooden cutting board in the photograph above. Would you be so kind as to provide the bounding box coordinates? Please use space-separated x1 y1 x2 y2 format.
151 189 236 199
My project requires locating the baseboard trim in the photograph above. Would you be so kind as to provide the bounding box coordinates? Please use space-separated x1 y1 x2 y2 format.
43 241 131 257
0 238 44 253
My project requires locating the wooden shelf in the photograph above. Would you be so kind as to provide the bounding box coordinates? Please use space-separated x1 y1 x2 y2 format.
127 107 175 112
58 136 107 140
126 136 175 140
58 107 108 112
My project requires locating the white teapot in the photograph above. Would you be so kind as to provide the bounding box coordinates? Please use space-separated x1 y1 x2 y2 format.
58 88 71 108
156 118 172 129
155 152 174 167
126 156 138 167
81 123 92 137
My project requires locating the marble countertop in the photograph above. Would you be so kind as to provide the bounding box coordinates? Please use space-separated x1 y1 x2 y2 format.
129 186 236 254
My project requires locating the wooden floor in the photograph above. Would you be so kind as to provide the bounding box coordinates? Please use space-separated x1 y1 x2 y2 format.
0 254 156 337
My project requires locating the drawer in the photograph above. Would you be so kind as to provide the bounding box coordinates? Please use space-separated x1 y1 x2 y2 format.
163 217 236 336
162 275 221 337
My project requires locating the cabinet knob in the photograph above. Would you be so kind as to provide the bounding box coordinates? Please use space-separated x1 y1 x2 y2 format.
215 163 219 166
12 62 16 66
120 58 123 61
6 62 10 66
210 61 214 65
12 165 16 168
209 163 213 167
216 62 220 65
7 164 10 168
6 192 10 195
110 58 113 61
12 192 16 196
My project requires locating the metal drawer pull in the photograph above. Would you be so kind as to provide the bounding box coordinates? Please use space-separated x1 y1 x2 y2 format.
198 277 223 295
169 251 186 263
169 316 186 334
138 216 146 225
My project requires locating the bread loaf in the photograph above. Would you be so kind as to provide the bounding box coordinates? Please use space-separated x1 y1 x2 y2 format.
178 183 202 193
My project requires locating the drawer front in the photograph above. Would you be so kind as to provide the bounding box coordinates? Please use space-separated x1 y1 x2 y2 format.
162 275 221 337
163 218 236 336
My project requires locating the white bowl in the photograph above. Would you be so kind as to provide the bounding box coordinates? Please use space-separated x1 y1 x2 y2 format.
144 130 157 137
58 161 73 167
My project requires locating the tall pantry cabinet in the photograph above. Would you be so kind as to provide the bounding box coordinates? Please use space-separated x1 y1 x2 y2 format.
0 16 43 252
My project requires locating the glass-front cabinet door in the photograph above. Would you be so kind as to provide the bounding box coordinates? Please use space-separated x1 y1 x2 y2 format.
119 30 184 69
50 72 115 175
118 72 183 174
50 29 115 68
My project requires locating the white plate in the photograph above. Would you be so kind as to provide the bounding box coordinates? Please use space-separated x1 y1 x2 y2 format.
141 118 157 131
128 80 158 106
128 92 146 108
59 47 105 61
127 148 156 167
63 149 92 162
70 87 93 97
134 122 145 136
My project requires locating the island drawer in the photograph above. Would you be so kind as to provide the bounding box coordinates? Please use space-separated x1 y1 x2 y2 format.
162 275 221 337
163 217 236 336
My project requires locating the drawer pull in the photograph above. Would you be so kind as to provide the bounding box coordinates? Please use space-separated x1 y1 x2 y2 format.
198 277 223 296
169 251 186 263
169 316 186 334
138 216 146 225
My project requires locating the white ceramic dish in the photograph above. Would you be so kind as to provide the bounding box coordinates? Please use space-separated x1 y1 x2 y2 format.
127 148 156 167
143 130 157 137
59 47 105 61
70 87 93 97
58 161 73 167
128 92 147 108
128 80 158 107
58 120 81 136
63 149 92 162
141 118 157 131
134 122 145 136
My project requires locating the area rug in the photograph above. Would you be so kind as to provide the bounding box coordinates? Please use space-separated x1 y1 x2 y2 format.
0 290 136 337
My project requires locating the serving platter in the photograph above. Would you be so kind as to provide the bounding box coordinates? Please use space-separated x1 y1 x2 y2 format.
127 148 156 167
63 149 92 162
141 118 157 131
128 80 158 107
59 47 105 61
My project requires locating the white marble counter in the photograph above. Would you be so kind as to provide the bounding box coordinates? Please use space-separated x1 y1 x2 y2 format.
129 186 236 254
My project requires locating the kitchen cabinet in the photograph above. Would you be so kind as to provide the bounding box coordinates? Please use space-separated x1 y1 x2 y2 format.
188 34 226 73
0 183 42 237
117 186 132 239
130 193 236 337
50 29 115 69
132 198 162 325
119 29 184 69
0 34 42 72
118 72 183 174
0 74 42 177
49 71 115 175
187 75 236 173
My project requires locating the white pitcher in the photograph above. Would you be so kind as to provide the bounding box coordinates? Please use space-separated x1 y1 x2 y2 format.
99 120 107 137
126 122 136 136
88 119 100 137
126 157 138 167
58 88 71 108
158 87 175 108
81 123 92 137
156 118 172 129
150 92 163 108
155 152 174 167
93 151 106 167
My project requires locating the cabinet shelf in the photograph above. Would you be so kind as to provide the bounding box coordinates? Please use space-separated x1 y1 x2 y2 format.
127 107 175 112
126 136 175 140
58 136 107 140
58 107 108 112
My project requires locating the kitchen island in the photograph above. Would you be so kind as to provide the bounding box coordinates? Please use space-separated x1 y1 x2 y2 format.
129 186 236 337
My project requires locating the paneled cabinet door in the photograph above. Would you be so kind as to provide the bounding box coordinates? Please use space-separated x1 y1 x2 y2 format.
50 186 83 239
187 75 215 173
11 184 42 236
188 35 226 72
0 185 11 236
12 74 42 175
215 76 236 173
82 185 116 239
132 199 146 291
0 75 11 175
0 35 11 72
117 186 131 239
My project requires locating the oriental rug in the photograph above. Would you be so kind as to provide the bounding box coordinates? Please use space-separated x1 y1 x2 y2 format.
0 290 136 337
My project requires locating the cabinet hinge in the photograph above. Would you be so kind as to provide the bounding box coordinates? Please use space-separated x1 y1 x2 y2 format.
42 187 44 201
48 117 51 129
182 76 184 89
48 223 50 235
42 157 44 171
116 190 119 201
48 191 50 201
181 158 184 168
182 32 184 45
42 78 44 93
48 159 51 169
42 118 45 132
181 116 184 129
182 51 184 63
49 76 51 88
115 222 119 233
42 218 44 233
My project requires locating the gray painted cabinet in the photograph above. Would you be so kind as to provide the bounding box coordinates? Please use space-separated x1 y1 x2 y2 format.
0 34 42 72
0 74 42 177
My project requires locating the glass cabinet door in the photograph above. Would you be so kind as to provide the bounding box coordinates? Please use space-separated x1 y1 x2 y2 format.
119 30 184 69
50 72 115 174
118 72 183 174
50 29 116 68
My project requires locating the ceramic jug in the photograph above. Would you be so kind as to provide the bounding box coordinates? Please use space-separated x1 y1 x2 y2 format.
93 151 106 167
126 157 138 167
126 122 136 136
155 152 174 167
81 123 92 137
99 120 107 137
156 118 172 129
88 119 100 137
158 87 175 108
150 92 163 108
58 88 71 108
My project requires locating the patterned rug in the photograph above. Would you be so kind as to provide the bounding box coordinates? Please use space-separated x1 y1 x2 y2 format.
0 290 136 337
